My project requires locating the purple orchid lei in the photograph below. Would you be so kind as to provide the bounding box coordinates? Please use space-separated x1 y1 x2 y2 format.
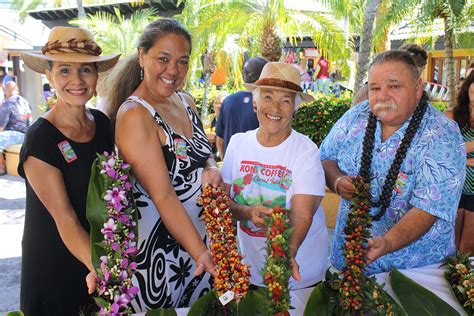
95 151 139 315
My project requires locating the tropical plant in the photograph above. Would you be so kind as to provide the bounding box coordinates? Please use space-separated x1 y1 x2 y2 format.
70 7 158 56
176 0 352 116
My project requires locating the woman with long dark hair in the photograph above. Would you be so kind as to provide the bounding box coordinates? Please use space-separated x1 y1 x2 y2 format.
445 72 474 253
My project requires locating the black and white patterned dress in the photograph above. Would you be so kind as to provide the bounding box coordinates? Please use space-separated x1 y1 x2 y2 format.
124 95 212 312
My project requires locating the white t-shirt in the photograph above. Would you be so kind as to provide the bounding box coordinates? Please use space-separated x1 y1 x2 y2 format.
222 129 328 289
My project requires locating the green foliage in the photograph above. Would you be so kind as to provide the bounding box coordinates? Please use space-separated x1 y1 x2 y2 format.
145 308 178 316
186 288 268 316
390 268 459 316
70 7 158 56
304 282 331 316
292 92 353 146
431 101 449 112
5 311 24 316
188 86 234 117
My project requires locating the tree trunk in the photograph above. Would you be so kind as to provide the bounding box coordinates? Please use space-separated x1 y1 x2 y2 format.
202 72 211 121
76 0 86 18
375 2 391 53
443 16 456 109
354 0 382 93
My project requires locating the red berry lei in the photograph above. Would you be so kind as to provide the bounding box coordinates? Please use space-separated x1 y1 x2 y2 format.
263 205 293 315
198 184 250 300
339 177 394 314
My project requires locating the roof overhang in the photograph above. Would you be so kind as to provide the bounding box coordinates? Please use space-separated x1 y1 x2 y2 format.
28 0 184 27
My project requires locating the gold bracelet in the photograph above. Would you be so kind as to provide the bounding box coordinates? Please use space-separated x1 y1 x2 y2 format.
333 175 345 195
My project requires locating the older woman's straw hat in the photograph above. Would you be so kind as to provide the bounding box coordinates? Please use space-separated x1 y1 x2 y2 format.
22 26 120 74
244 62 314 103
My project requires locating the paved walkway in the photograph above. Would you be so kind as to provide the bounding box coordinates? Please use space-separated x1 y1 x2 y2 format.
0 174 24 314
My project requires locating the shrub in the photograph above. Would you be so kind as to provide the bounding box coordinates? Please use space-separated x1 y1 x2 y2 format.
292 91 353 146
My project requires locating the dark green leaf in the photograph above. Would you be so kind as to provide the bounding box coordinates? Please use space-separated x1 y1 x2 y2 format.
304 282 330 316
86 157 109 269
145 308 178 316
390 269 459 316
188 290 218 316
238 288 269 316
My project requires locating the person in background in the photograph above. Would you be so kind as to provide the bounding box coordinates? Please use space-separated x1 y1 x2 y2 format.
19 26 119 315
352 82 369 106
399 43 428 75
320 50 465 312
445 72 474 253
2 69 15 87
222 62 328 315
215 57 269 159
0 81 32 175
314 54 330 94
103 18 217 312
205 92 227 159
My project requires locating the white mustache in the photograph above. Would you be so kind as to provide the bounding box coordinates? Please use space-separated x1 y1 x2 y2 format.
373 102 398 111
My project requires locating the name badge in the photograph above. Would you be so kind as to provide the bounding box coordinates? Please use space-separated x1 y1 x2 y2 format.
175 138 188 160
57 140 77 163
394 172 408 194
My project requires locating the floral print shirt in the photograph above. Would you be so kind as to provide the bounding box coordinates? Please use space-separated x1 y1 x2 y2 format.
320 101 466 275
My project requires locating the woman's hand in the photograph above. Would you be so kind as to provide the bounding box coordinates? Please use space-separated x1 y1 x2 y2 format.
86 270 97 295
194 250 217 277
248 204 273 227
202 166 224 188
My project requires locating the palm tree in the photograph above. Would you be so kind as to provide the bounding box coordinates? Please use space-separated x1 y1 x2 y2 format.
414 0 471 108
354 0 381 93
70 7 158 56
176 0 351 113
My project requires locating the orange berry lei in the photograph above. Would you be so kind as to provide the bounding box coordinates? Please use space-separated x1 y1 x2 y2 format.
198 184 250 300
340 177 394 314
263 205 292 315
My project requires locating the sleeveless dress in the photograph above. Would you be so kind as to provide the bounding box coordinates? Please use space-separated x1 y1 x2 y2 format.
123 95 213 312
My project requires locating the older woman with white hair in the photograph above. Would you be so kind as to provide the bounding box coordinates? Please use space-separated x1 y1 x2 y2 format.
19 26 119 315
221 62 328 314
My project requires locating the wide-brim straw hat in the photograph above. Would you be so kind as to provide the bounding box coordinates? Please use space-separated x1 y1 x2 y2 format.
21 26 120 74
244 62 314 104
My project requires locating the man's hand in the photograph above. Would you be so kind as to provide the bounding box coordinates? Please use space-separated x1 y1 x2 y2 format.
336 176 356 200
366 236 392 264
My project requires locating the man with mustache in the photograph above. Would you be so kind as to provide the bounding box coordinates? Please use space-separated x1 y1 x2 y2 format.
320 50 466 310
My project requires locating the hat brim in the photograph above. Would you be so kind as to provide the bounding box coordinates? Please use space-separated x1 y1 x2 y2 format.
21 52 120 74
244 83 314 103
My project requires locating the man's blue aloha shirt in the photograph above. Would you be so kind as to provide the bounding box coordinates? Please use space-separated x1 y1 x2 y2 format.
320 100 466 275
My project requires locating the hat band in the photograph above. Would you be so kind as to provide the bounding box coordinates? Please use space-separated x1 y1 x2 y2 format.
42 39 102 57
255 78 303 93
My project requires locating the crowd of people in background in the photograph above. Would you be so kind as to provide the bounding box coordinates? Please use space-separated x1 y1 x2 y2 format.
0 17 472 315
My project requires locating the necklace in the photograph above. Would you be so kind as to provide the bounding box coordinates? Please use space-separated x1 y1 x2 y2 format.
359 95 429 221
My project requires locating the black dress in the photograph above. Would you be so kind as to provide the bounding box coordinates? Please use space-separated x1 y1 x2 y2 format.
18 109 113 316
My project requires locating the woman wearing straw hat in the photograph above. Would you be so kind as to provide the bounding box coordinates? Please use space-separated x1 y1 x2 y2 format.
221 62 329 314
19 26 119 315
103 18 217 311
